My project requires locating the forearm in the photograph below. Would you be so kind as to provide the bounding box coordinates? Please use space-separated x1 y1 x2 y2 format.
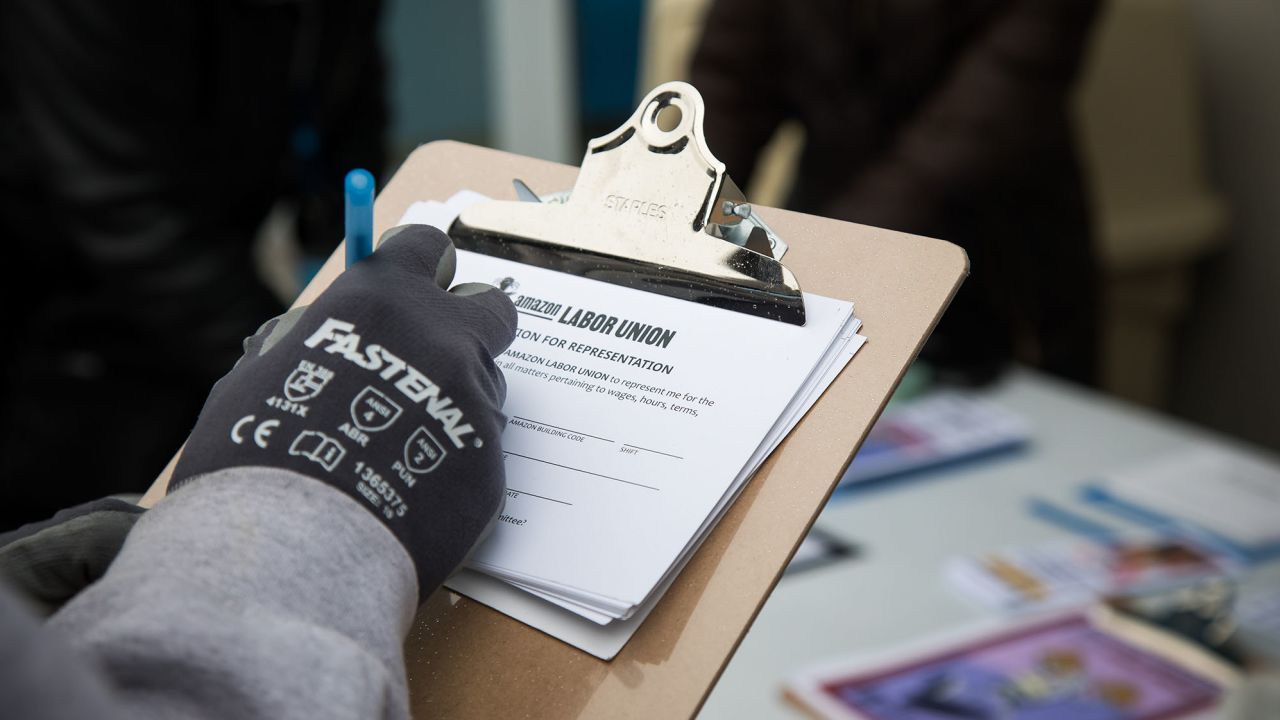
51 468 418 720
37 226 512 719
0 584 132 720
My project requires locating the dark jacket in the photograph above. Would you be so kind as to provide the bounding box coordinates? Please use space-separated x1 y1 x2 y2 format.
0 0 386 526
692 0 1101 383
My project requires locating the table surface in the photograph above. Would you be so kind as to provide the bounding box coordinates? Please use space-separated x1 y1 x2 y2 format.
698 366 1280 718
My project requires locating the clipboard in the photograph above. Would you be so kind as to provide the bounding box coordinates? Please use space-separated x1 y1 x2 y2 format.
141 82 967 719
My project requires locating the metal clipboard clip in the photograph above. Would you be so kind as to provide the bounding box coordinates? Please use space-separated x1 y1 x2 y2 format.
449 81 806 325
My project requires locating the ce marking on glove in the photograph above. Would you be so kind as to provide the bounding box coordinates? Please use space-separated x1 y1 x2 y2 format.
231 415 280 449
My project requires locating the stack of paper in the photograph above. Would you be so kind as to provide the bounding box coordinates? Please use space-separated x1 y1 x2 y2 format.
839 390 1029 487
399 192 865 657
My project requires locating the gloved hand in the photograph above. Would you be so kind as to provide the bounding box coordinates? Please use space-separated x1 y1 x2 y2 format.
171 225 517 597
0 497 144 616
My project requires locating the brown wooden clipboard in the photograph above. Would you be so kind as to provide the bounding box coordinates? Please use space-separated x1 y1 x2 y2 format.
142 135 966 718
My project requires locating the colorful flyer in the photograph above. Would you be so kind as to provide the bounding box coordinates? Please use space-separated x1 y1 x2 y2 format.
788 614 1224 719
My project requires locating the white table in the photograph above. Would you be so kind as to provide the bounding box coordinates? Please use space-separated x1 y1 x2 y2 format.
699 367 1280 718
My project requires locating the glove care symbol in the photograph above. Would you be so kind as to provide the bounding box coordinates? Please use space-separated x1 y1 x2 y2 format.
283 360 335 402
288 430 346 472
350 386 403 432
404 427 447 474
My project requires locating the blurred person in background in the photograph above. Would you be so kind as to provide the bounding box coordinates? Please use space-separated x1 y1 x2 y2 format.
693 0 1102 386
0 1 387 529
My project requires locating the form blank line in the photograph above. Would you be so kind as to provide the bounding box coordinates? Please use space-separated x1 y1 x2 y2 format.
622 444 683 460
512 416 614 443
504 452 659 491
508 488 572 506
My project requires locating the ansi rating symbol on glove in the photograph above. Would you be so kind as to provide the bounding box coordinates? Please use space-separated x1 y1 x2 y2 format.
386 427 448 486
350 386 403 432
338 386 406 448
404 427 447 475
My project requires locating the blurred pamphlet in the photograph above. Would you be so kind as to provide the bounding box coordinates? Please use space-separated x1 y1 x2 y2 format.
839 390 1029 487
1081 447 1280 564
947 537 1238 613
785 608 1237 719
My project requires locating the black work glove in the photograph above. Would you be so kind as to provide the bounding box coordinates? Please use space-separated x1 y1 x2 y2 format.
172 225 518 596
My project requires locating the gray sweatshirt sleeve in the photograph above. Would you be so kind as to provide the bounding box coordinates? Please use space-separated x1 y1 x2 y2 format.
47 467 419 720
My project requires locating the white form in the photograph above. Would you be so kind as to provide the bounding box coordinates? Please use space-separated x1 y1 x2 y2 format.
449 250 853 611
399 196 865 655
488 308 864 623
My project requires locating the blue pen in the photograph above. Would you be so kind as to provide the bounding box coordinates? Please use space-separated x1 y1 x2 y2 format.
344 168 375 268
